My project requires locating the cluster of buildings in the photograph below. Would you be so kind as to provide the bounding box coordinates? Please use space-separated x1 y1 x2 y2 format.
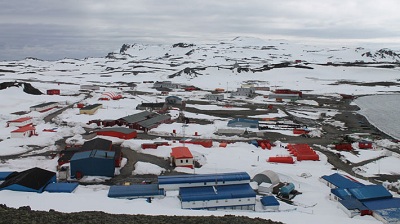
57 138 122 179
88 110 171 133
320 173 400 223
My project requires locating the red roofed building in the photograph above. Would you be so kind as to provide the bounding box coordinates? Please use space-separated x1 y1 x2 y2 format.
7 117 33 127
170 147 194 168
11 125 36 138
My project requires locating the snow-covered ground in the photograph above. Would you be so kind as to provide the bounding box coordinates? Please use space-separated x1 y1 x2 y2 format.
0 37 400 224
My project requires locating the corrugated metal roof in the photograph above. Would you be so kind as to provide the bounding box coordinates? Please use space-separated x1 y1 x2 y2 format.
363 198 400 210
348 185 392 201
170 147 193 159
30 102 58 108
97 127 136 134
71 150 115 161
320 173 364 189
81 138 112 151
179 184 256 202
339 198 369 210
373 208 400 223
137 114 171 128
331 188 352 200
120 111 154 124
8 117 32 123
44 183 79 193
11 125 35 133
260 196 280 206
228 118 259 125
158 172 250 185
108 184 165 198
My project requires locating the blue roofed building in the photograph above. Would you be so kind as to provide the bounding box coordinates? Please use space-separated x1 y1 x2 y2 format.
0 167 56 193
70 150 115 178
44 183 79 193
158 172 251 191
227 118 259 129
372 208 400 224
260 196 280 211
108 184 165 199
179 184 256 210
330 188 353 201
319 173 364 189
0 172 14 181
337 198 372 218
347 185 392 201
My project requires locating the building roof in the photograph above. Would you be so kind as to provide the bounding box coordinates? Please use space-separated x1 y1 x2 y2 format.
119 111 154 124
11 125 35 133
8 117 32 123
228 118 259 125
170 147 193 159
96 127 137 134
108 184 165 198
165 96 182 100
373 208 400 223
71 150 115 161
31 102 58 108
179 184 256 202
81 138 112 151
339 198 369 211
0 172 14 181
320 173 364 189
347 185 392 201
44 183 79 193
0 167 56 191
158 172 250 185
137 114 171 129
80 104 102 111
260 196 280 206
138 103 165 108
362 198 400 210
252 170 280 185
331 188 352 200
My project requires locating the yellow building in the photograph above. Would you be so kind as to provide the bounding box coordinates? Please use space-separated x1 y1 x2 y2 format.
80 104 102 115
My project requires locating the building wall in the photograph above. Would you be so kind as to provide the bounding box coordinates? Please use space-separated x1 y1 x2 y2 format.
174 157 193 168
80 105 102 115
11 131 32 138
71 157 115 178
228 121 258 128
97 131 137 139
159 179 250 191
181 197 256 210
206 94 224 101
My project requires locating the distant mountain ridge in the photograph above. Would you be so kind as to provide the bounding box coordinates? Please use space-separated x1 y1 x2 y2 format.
1 37 399 82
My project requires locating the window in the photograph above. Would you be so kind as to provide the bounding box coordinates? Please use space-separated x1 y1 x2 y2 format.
216 200 218 203
186 159 188 163
180 160 183 163
204 182 207 185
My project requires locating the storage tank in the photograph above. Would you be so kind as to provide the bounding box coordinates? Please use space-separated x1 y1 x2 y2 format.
280 183 295 196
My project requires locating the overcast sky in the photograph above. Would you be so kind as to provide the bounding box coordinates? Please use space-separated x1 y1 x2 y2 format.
1 0 399 60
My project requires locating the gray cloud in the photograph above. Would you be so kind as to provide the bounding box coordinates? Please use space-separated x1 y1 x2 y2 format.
1 0 399 60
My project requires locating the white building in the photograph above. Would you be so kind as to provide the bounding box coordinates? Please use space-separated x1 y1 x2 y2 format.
11 126 36 138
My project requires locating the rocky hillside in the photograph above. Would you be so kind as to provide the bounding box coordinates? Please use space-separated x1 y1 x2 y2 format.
0 205 283 224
